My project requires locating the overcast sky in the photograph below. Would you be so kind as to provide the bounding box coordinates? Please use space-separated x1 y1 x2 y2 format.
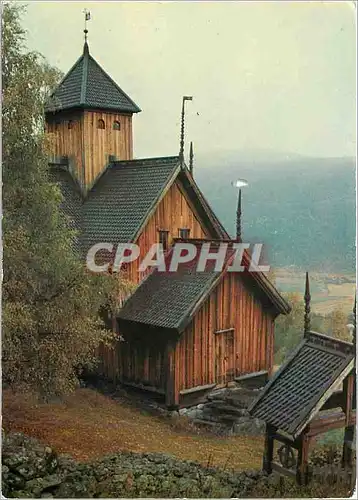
21 1 356 159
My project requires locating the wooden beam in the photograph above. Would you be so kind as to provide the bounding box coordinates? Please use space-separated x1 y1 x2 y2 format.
121 381 165 395
234 370 268 383
263 424 275 474
165 343 179 409
306 410 356 437
271 432 300 450
296 433 310 485
271 462 296 479
342 425 355 468
179 383 216 396
343 373 354 425
214 328 234 335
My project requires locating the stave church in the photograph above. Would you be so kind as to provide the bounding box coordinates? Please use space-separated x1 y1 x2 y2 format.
45 29 290 408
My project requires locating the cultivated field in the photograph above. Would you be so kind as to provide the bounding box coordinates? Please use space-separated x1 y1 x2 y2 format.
275 269 355 315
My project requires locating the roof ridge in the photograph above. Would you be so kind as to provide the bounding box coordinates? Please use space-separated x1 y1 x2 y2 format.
80 43 90 105
307 330 354 353
45 54 84 112
87 53 141 113
113 156 179 166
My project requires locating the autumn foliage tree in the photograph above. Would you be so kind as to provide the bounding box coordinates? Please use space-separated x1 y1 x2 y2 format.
2 4 116 398
324 308 350 342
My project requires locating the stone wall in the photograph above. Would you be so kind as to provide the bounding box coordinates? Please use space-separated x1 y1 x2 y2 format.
2 432 266 498
3 431 354 498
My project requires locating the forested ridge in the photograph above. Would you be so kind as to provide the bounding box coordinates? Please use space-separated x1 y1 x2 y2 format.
195 153 355 273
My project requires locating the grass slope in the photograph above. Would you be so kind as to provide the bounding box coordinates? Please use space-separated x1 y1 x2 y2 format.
2 388 263 470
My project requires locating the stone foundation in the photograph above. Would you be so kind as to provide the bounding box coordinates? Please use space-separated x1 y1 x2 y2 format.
178 385 265 436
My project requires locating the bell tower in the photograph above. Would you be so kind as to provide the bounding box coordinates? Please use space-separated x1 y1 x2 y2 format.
45 22 141 190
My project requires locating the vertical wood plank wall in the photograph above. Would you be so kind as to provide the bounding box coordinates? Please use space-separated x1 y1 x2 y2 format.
83 110 133 186
96 335 167 392
46 109 133 188
125 179 211 284
174 272 275 397
46 111 84 183
96 178 212 382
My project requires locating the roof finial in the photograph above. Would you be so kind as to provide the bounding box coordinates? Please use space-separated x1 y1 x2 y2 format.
179 96 193 166
304 272 311 337
352 294 356 346
236 189 242 240
83 9 91 49
189 141 194 174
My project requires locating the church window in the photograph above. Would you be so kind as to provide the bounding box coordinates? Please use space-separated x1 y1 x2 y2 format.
178 228 190 239
113 120 121 130
97 119 105 130
158 230 169 251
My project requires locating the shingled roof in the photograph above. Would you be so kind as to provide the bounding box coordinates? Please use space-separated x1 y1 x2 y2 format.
118 241 290 332
45 43 141 114
249 331 355 437
49 156 229 258
81 157 181 254
118 243 231 331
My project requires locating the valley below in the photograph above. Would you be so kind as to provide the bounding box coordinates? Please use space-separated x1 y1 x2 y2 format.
274 268 356 315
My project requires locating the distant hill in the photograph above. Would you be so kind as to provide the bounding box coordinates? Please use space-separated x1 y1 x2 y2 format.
194 152 356 273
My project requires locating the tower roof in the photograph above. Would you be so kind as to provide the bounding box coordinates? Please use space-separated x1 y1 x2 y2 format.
45 43 141 114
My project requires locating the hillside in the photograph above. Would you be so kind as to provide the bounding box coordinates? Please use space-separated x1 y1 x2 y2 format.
195 152 355 273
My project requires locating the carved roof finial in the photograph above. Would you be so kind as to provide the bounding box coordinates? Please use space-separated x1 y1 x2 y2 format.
179 96 193 166
304 271 311 337
353 294 356 347
83 9 91 49
189 141 194 174
236 188 242 240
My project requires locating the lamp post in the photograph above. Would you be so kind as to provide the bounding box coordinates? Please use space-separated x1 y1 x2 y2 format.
232 179 248 240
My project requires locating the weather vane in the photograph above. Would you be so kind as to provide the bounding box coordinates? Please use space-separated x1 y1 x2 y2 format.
83 8 91 43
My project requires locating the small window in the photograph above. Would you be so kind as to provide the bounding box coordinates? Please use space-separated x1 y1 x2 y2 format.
97 119 105 130
178 228 190 239
158 230 169 251
113 120 121 131
68 120 74 130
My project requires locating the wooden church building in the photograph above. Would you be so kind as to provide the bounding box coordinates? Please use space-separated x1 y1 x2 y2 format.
45 33 290 407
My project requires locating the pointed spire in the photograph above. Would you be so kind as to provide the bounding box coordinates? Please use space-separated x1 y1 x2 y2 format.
352 294 356 347
304 272 311 337
179 96 193 166
189 141 194 174
236 189 242 240
83 40 89 55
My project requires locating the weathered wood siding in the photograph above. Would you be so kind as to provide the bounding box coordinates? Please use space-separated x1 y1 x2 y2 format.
98 269 276 405
173 272 275 399
46 110 84 183
96 178 215 383
96 331 168 395
46 109 133 188
83 110 133 186
125 179 212 284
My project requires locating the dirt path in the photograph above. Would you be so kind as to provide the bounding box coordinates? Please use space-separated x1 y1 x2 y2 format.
3 388 263 470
